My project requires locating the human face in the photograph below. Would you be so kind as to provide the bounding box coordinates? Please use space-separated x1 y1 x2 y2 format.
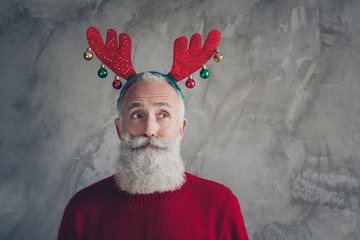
115 81 187 141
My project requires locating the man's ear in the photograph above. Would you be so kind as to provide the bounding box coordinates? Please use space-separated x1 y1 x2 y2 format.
115 118 122 140
179 119 187 141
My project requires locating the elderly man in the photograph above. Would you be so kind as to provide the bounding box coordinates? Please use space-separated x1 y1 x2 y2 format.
58 72 248 240
58 28 248 239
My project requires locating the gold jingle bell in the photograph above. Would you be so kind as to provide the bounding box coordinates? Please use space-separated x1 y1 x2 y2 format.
213 49 223 62
83 47 93 60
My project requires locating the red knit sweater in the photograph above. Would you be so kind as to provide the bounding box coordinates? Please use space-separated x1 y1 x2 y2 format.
58 172 249 240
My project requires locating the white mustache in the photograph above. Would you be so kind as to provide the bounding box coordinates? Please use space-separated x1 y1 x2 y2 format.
121 134 171 150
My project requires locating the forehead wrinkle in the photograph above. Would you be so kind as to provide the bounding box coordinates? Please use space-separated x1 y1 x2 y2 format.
126 89 176 100
126 101 172 113
122 81 180 113
125 91 176 107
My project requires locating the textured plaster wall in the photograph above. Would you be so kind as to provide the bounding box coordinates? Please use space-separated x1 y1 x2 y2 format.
1 0 360 239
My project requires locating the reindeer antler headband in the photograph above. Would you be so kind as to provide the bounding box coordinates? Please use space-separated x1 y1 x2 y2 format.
83 27 223 92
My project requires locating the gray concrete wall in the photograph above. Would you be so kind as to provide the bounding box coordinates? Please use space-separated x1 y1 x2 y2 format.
1 0 360 239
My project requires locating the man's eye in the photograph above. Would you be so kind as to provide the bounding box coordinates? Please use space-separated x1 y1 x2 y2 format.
159 113 169 118
131 113 142 119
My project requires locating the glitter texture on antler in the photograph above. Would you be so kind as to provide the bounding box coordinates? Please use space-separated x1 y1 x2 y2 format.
168 30 221 82
86 27 137 80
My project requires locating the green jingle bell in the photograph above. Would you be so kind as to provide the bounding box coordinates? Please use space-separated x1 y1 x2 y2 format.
200 66 210 79
97 64 108 78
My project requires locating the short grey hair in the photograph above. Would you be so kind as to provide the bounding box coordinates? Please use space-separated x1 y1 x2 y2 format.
117 72 185 126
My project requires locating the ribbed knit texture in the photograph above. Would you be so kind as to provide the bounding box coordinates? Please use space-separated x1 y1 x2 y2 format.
58 173 249 240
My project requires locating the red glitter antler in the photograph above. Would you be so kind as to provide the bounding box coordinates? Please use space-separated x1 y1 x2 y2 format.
86 27 137 80
168 30 221 82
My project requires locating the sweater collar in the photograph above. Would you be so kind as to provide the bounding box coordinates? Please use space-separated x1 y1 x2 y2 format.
114 172 193 205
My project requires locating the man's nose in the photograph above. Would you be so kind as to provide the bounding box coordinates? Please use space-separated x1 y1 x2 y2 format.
143 116 157 137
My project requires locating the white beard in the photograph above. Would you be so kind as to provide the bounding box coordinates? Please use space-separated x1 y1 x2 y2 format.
114 132 186 194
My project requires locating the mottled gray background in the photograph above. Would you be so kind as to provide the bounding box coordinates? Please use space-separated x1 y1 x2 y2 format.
1 0 360 239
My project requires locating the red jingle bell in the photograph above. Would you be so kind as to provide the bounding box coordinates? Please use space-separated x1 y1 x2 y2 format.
185 76 195 89
112 76 122 89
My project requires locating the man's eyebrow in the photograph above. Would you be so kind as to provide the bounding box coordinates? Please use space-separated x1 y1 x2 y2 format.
154 102 171 108
127 102 143 111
